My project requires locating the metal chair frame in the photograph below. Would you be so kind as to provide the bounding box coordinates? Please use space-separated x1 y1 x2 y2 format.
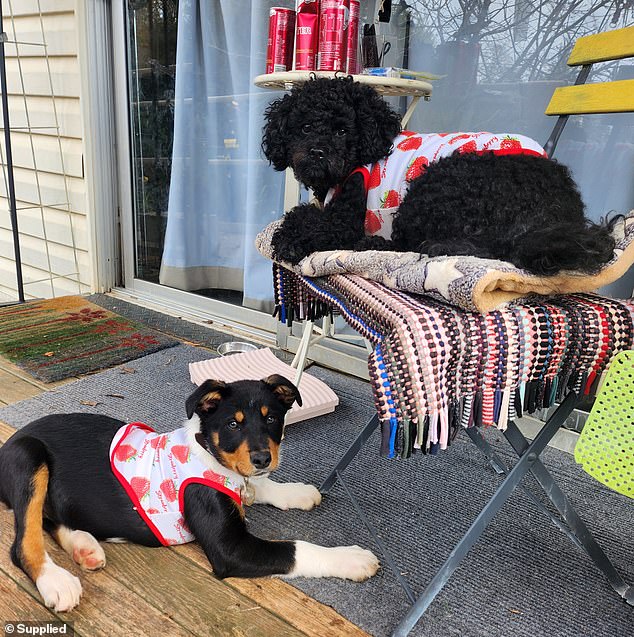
319 390 633 636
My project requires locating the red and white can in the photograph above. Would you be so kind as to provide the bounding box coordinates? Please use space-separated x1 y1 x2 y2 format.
265 7 296 74
346 0 360 74
295 1 320 71
317 0 350 72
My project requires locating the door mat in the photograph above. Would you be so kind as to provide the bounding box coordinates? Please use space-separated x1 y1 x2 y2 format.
0 295 179 383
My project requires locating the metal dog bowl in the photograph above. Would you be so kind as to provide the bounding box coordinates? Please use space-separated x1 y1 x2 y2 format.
217 341 259 356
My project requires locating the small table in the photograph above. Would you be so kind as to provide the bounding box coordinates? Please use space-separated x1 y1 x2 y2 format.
254 70 433 128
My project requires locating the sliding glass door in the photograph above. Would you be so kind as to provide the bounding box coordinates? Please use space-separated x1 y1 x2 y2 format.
113 1 634 367
125 0 288 311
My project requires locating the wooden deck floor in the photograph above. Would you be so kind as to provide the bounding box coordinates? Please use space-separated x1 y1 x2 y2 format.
0 356 368 637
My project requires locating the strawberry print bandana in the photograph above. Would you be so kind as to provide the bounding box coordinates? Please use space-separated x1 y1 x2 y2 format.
325 132 547 241
110 423 242 545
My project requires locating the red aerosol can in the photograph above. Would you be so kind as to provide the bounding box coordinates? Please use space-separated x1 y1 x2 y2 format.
346 0 360 74
265 7 296 73
295 1 320 71
317 0 350 71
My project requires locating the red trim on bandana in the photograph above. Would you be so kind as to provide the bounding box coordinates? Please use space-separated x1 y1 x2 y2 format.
349 166 371 193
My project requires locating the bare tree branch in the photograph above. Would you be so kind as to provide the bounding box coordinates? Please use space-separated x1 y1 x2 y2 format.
405 0 631 83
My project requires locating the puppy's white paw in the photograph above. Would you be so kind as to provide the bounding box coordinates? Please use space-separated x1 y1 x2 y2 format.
275 482 322 510
56 527 106 570
36 557 82 612
286 541 379 581
325 545 380 581
253 479 322 510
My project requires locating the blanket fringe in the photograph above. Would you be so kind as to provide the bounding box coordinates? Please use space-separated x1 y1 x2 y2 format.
271 264 634 459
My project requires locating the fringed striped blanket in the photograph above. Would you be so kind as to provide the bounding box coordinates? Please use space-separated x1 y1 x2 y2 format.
273 263 634 459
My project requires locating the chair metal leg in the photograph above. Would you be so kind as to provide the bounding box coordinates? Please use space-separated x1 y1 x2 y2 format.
337 470 417 604
392 391 578 637
467 425 585 550
503 421 633 602
319 413 380 494
465 426 506 474
291 320 314 386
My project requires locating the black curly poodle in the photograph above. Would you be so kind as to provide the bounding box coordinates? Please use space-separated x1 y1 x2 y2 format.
262 76 616 276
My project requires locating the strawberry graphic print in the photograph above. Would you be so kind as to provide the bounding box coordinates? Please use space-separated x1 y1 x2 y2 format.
405 156 429 182
110 423 242 545
130 477 150 500
325 132 547 241
114 444 137 462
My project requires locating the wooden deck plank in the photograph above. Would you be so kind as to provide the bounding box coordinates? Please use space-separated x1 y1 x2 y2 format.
174 542 370 637
0 367 43 405
102 542 304 637
0 509 191 637
0 575 62 623
0 355 77 397
0 421 15 442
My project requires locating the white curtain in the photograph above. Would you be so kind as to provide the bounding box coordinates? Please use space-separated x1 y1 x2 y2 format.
159 0 284 310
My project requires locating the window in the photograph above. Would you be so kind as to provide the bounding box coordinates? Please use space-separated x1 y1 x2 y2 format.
126 0 286 311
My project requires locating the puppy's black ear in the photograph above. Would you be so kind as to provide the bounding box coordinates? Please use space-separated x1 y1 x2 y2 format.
186 379 231 419
262 374 303 409
350 82 402 165
262 93 297 171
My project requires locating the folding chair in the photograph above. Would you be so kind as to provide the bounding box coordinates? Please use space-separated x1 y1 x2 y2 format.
271 25 634 636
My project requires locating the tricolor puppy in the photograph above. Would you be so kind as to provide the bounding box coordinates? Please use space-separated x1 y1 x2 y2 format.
0 375 378 612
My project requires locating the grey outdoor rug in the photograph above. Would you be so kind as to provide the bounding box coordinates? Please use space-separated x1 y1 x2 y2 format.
1 344 632 637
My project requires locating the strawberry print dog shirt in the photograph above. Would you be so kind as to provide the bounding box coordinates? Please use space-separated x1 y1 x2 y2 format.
110 423 242 545
326 131 547 241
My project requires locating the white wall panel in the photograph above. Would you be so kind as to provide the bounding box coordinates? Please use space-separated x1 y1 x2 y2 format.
0 6 91 299
10 1 76 18
6 131 83 177
6 95 83 139
4 12 78 58
0 169 86 214
5 56 81 98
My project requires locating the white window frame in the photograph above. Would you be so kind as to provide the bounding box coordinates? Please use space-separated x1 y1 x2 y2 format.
75 0 119 292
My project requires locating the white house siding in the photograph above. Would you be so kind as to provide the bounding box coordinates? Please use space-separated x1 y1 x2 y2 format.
0 0 90 301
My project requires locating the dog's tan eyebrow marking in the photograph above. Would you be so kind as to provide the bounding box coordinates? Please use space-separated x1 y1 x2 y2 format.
260 406 268 417
235 411 244 423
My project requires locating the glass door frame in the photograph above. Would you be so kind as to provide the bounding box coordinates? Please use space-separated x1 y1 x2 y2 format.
109 1 369 377
110 1 279 337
